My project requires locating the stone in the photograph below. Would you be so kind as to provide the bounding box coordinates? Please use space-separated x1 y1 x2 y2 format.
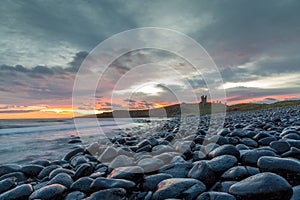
0 172 27 182
188 161 216 186
221 166 250 181
290 185 300 200
270 141 291 154
74 163 93 179
90 177 136 191
0 184 33 200
49 168 75 179
138 157 164 172
240 149 277 166
257 156 300 186
109 155 134 169
142 173 173 191
63 147 85 161
282 147 300 159
240 138 258 148
229 172 292 200
207 155 238 174
86 188 126 200
258 136 276 145
0 177 17 194
98 146 118 162
109 166 144 182
0 164 21 176
211 181 237 193
152 178 205 200
31 160 51 167
208 144 240 159
158 163 192 178
71 177 93 193
37 165 60 179
29 184 67 200
47 173 73 188
70 155 89 167
65 191 86 200
197 192 236 200
21 165 44 177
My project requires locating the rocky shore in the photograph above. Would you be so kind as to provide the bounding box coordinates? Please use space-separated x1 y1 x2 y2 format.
1 105 300 200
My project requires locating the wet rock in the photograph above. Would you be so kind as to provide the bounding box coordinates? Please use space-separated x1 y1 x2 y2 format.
65 191 86 200
90 177 136 191
138 157 164 172
208 144 240 159
47 173 73 188
188 161 216 186
240 138 258 148
37 165 60 180
0 184 33 200
207 155 238 174
290 185 300 200
98 146 118 162
49 168 75 179
109 155 134 169
257 156 300 186
71 177 93 193
282 147 300 159
258 136 276 145
211 181 237 193
109 166 144 182
240 149 277 166
152 178 205 200
31 160 51 167
270 141 291 154
70 155 89 167
142 173 173 191
74 163 93 179
221 166 256 181
158 163 192 178
229 172 292 200
0 164 21 176
29 184 67 200
197 192 236 200
63 147 85 161
86 188 126 200
0 177 17 194
0 172 27 182
21 164 44 177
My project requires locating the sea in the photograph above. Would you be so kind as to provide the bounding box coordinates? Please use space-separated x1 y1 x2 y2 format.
0 118 148 164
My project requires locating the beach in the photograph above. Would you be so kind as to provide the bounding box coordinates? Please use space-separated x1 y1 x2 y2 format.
0 105 300 199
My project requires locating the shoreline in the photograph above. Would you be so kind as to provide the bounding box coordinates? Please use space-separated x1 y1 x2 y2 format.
0 105 300 199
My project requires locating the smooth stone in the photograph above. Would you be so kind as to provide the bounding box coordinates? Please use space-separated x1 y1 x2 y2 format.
221 166 250 181
282 147 300 159
240 149 277 166
21 165 44 177
270 141 291 154
174 141 192 153
230 129 246 137
290 185 300 200
208 144 240 159
197 192 236 200
283 133 300 140
0 184 33 200
192 151 206 161
109 166 144 182
29 184 67 200
211 181 237 192
0 165 21 176
65 191 86 200
0 172 27 182
47 173 73 188
68 139 82 143
63 147 85 161
74 164 93 179
207 155 238 174
152 145 173 154
236 144 250 150
137 139 151 149
49 168 75 179
71 177 93 193
152 178 206 200
98 146 118 162
142 173 173 191
86 188 126 200
70 155 89 167
154 152 176 164
37 165 60 180
109 155 134 169
138 157 164 172
182 182 208 200
31 160 51 167
158 163 193 178
258 136 276 145
136 144 152 153
204 143 220 154
229 172 292 200
257 156 300 186
240 138 258 148
0 177 17 194
188 161 216 186
90 177 136 191
253 132 271 141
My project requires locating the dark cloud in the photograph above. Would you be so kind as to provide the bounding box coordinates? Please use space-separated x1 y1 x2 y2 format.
0 110 35 113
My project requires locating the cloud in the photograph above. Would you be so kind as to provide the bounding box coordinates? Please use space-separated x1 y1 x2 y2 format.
0 110 35 113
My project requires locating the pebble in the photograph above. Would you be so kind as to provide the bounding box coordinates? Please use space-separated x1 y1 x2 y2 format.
109 166 144 182
240 149 277 166
65 191 86 200
90 177 136 191
0 184 33 200
158 163 192 178
229 172 292 200
71 177 93 193
85 188 126 200
21 164 44 177
188 161 216 186
138 157 164 172
0 177 17 194
197 192 236 200
47 173 74 188
29 184 67 200
142 173 173 191
208 144 240 159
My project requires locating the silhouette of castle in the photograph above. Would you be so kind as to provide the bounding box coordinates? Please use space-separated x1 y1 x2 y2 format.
200 95 207 104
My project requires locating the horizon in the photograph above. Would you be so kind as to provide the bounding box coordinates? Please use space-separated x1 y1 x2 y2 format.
1 1 300 119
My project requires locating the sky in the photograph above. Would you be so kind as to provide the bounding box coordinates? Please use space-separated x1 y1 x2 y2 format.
0 0 300 118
